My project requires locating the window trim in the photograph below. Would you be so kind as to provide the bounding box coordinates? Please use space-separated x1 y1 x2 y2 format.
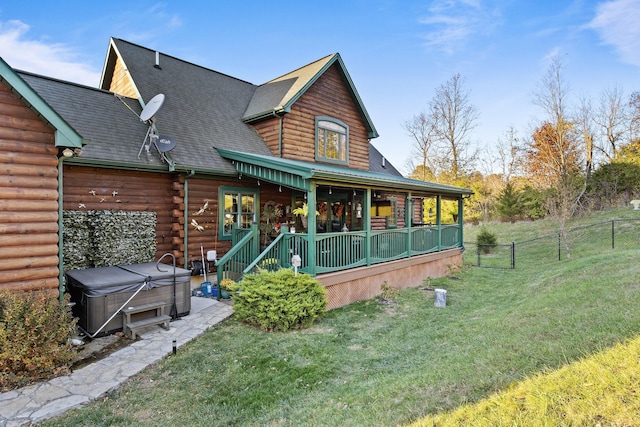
315 116 349 165
218 186 259 240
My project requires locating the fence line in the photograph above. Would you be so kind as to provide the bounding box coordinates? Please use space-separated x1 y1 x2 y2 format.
465 218 640 269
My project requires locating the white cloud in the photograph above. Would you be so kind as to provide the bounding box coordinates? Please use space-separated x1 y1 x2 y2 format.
0 20 100 86
418 0 502 53
589 0 640 67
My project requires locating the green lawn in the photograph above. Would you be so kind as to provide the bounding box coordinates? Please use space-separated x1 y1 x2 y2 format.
44 209 640 426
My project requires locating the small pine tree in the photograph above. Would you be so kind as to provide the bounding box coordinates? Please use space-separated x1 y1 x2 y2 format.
495 182 523 223
477 226 497 254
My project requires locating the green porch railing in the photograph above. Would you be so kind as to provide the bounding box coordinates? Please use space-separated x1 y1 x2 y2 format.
441 224 461 249
216 226 259 284
370 229 408 264
316 231 367 273
410 226 439 254
219 224 463 281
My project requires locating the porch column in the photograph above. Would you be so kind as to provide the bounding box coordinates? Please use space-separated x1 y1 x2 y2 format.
458 197 464 247
307 182 317 276
364 188 371 266
436 195 442 251
405 194 412 256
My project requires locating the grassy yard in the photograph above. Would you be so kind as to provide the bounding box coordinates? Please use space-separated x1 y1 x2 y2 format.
44 209 640 426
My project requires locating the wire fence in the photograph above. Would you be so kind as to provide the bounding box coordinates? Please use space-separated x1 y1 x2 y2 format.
464 219 640 269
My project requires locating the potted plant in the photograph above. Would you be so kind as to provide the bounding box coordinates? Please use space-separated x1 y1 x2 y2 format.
219 278 235 300
292 203 319 230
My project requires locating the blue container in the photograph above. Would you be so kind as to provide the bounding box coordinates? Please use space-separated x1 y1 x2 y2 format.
201 281 213 297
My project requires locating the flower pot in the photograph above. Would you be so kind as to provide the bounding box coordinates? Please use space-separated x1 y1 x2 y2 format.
300 216 308 230
220 289 231 300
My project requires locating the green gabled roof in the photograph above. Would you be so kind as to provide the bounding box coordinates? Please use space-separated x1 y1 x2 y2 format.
242 53 379 139
216 148 473 197
0 56 85 148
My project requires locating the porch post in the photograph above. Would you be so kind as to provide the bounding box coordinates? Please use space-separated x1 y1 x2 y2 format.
405 194 412 257
436 195 442 251
364 188 371 266
458 197 464 247
307 182 317 276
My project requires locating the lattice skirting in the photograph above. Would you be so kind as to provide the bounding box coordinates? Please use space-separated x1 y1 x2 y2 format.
317 249 463 310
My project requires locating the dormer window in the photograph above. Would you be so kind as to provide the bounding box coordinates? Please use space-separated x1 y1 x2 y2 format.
316 116 348 164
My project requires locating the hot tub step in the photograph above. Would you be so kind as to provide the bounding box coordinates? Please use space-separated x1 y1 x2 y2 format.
122 301 170 339
124 315 171 339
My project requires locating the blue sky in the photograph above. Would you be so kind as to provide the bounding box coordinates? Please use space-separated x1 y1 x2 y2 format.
0 1 638 174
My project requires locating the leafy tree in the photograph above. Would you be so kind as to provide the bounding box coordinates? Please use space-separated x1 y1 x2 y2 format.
528 57 584 258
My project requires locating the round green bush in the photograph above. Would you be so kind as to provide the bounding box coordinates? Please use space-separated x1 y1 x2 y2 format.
477 226 498 254
230 268 327 332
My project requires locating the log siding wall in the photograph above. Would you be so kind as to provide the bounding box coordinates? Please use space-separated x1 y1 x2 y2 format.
62 166 176 262
0 81 60 292
254 64 370 170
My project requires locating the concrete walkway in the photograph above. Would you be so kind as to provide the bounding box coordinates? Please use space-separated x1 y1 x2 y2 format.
0 297 233 427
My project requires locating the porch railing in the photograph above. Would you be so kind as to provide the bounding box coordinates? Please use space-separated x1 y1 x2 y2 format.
217 223 463 281
216 226 259 284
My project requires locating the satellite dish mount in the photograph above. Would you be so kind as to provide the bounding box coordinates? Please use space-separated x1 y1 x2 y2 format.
137 94 166 159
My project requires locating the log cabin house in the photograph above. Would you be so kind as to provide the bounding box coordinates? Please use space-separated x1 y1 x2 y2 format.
0 38 472 309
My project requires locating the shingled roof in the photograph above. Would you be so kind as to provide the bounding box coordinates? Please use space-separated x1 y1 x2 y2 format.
17 71 162 169
242 53 378 139
100 38 272 173
11 38 408 179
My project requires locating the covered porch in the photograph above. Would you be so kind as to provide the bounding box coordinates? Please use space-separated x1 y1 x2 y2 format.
214 149 473 308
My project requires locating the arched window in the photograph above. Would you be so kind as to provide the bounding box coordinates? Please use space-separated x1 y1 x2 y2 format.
316 116 348 164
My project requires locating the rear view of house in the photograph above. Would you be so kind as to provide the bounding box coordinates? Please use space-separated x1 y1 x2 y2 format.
0 38 472 308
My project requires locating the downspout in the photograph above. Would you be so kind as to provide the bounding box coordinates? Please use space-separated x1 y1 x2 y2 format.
183 170 196 269
57 156 68 301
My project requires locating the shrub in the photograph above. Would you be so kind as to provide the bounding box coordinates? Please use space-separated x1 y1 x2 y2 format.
477 226 497 254
230 269 327 332
380 281 399 301
0 291 78 391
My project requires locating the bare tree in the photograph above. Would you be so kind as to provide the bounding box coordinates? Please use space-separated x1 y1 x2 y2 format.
629 91 640 142
429 73 479 180
576 94 596 183
495 126 522 183
594 85 629 160
404 112 437 182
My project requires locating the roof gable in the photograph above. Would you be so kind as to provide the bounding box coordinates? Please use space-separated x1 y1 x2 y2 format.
97 38 273 172
0 56 84 148
243 53 379 139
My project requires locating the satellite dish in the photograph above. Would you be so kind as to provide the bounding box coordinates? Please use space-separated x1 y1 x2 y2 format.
139 93 165 122
155 135 177 152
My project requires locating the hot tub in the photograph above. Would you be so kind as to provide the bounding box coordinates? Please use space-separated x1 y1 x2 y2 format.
66 262 191 337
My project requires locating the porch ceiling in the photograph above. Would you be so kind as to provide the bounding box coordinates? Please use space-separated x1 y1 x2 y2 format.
216 148 473 197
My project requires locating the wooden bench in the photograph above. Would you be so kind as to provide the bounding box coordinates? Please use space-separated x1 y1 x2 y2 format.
122 301 171 339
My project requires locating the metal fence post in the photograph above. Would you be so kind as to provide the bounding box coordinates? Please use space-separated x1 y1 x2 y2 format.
611 220 615 250
558 233 561 261
511 241 515 269
477 243 481 267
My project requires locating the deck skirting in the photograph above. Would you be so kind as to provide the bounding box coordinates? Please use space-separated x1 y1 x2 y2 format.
317 248 463 309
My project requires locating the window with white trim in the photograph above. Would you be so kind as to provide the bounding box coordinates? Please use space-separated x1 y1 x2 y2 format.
316 116 348 164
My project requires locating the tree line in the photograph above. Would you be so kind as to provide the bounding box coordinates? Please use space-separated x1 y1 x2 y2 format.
404 57 640 257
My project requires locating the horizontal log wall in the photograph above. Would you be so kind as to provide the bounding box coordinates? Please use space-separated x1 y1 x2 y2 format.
282 64 370 170
63 165 176 262
252 64 370 171
0 81 60 292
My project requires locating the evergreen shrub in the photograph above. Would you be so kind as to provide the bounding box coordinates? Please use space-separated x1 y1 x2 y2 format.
477 226 498 254
230 269 327 332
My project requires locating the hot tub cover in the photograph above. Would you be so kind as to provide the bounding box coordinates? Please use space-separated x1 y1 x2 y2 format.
66 262 192 296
